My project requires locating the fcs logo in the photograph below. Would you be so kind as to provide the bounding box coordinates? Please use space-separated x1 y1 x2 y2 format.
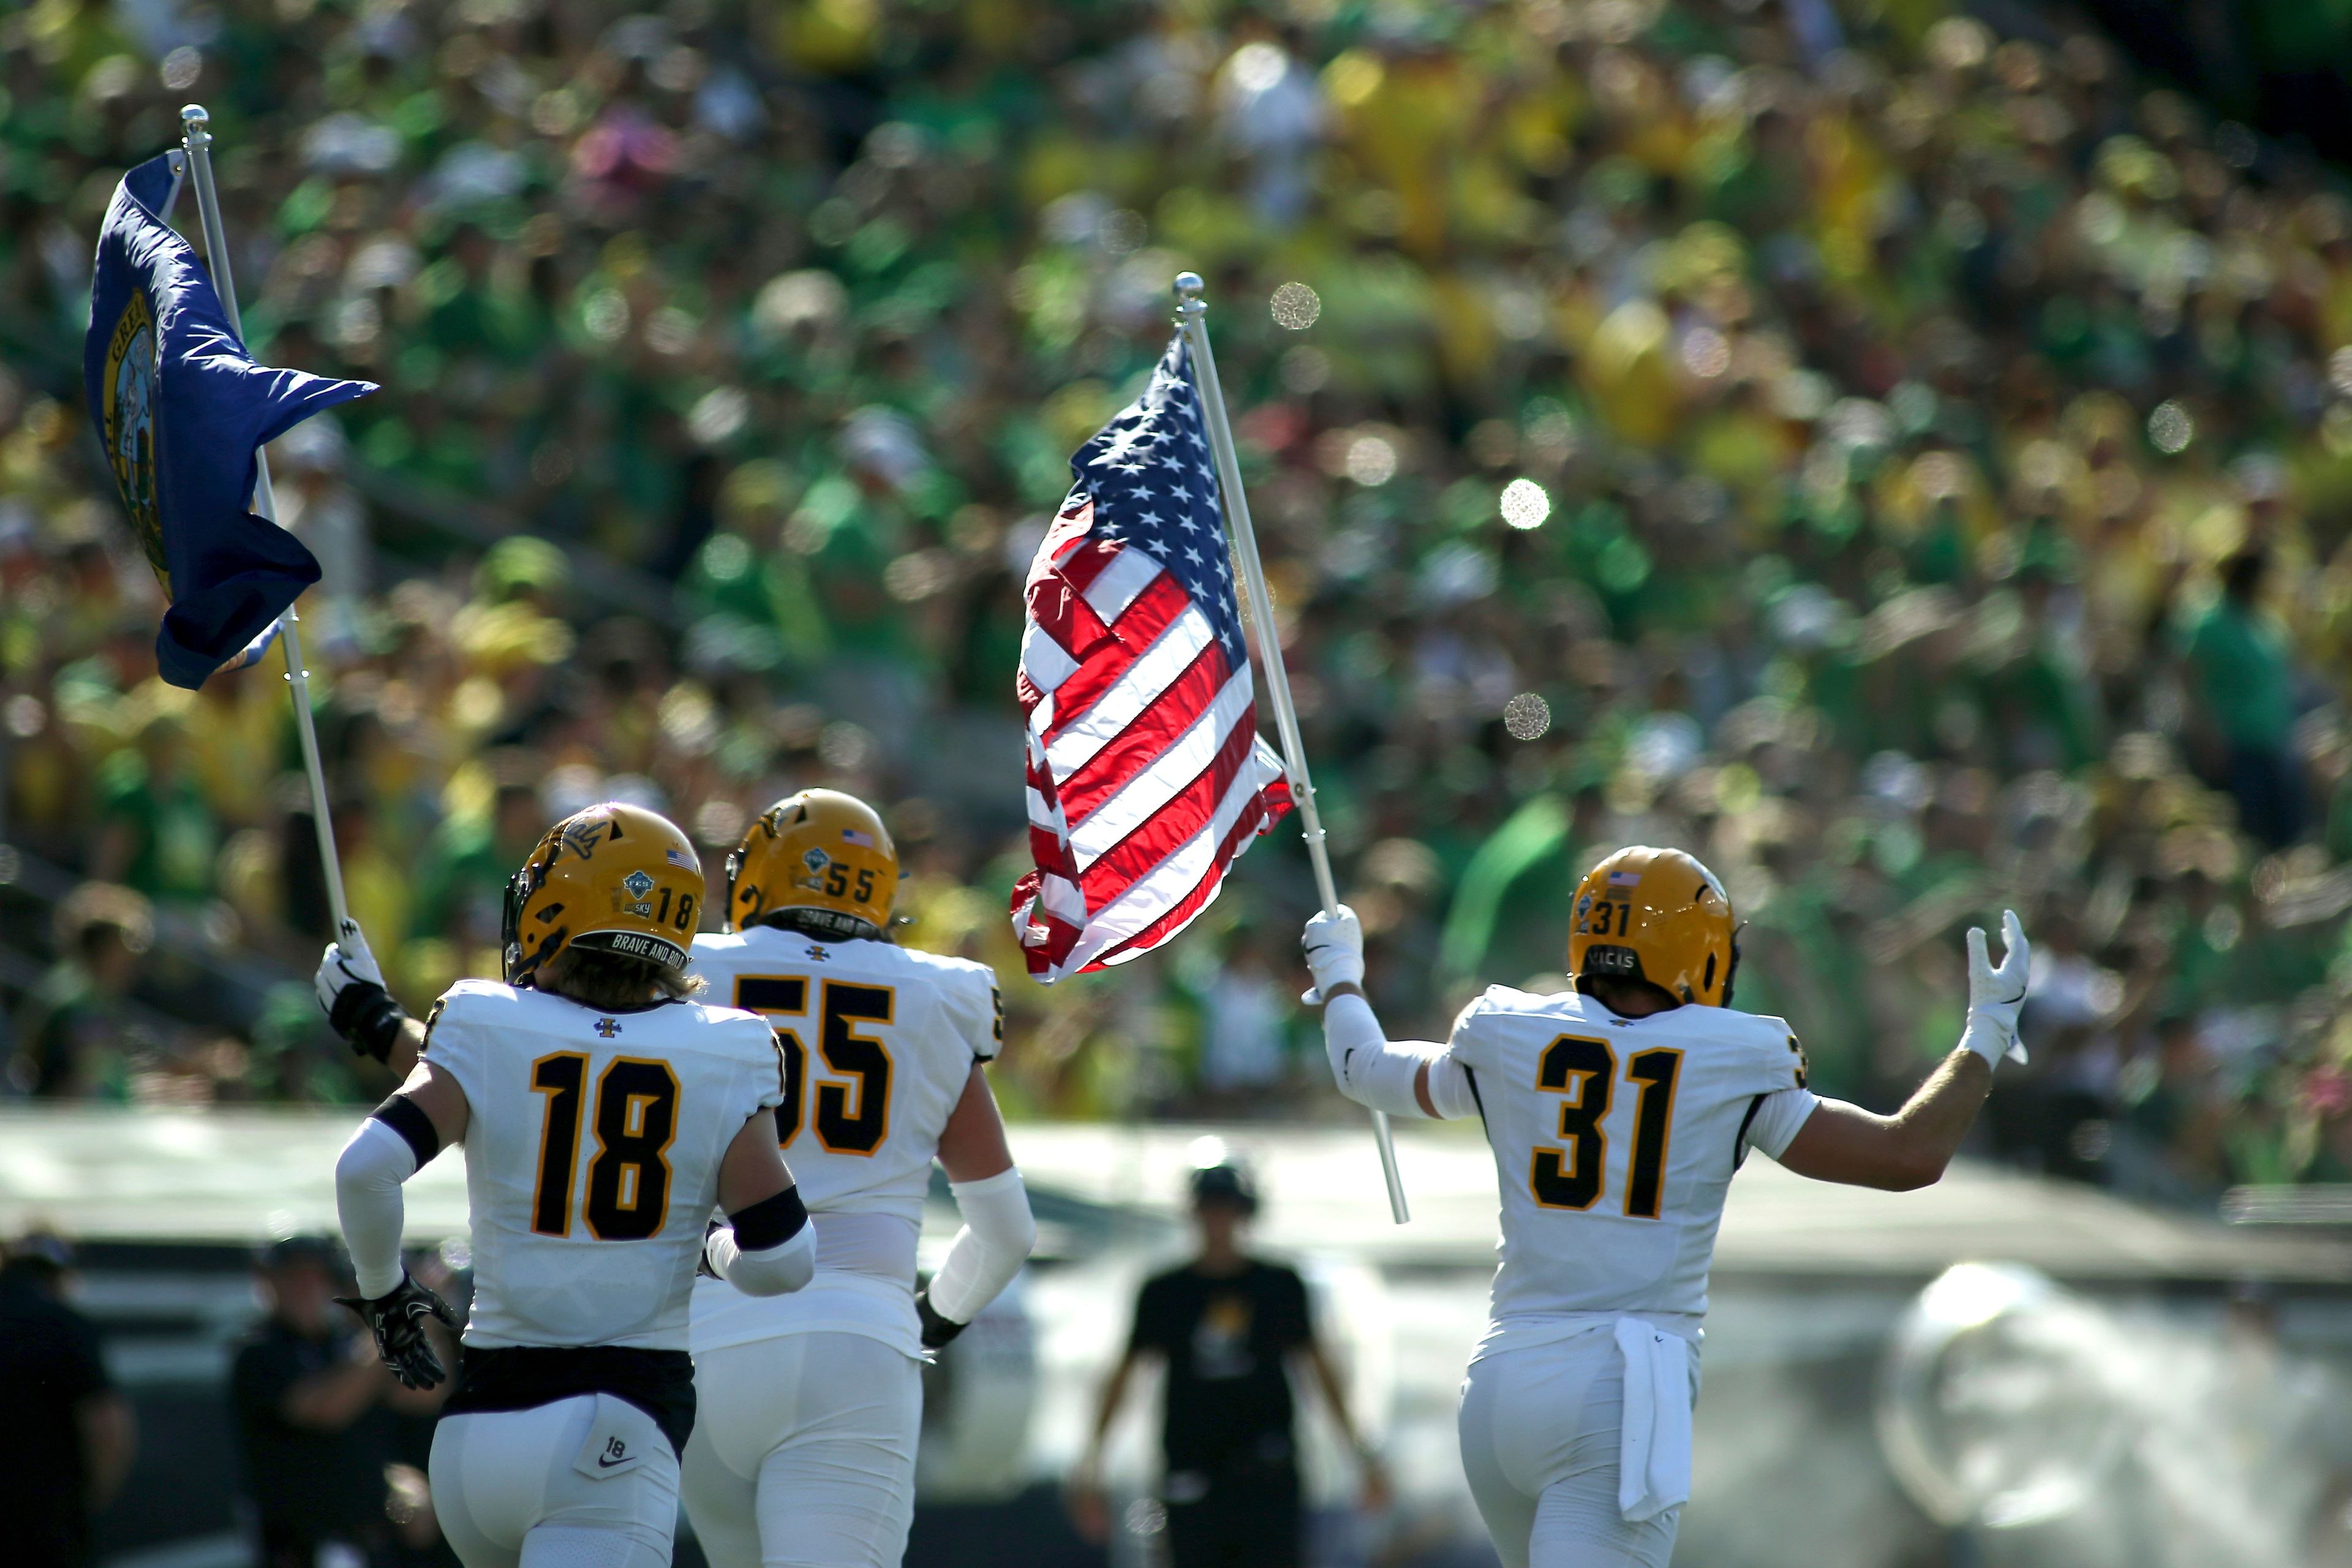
595 1017 621 1038
619 869 656 915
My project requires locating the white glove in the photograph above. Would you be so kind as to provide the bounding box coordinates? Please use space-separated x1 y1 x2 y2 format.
317 918 410 1063
315 918 387 1015
1958 910 2030 1068
1301 905 1365 1006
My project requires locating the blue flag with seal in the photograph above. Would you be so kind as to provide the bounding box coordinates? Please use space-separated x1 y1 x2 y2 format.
83 151 376 688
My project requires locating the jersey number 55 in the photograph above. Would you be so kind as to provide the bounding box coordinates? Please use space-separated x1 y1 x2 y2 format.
733 975 895 1156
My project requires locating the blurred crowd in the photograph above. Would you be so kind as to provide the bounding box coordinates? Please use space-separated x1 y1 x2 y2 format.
7 0 2352 1207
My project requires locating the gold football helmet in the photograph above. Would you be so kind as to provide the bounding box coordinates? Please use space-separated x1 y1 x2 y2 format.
502 802 705 985
1566 846 1738 1006
726 788 897 941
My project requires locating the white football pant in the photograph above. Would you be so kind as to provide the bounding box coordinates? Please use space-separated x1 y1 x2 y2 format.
430 1395 680 1568
682 1331 922 1568
1458 1335 1684 1568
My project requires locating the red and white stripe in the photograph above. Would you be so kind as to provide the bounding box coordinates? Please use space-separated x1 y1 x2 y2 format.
1009 496 1291 981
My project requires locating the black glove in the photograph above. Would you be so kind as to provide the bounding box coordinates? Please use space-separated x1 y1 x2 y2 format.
315 923 412 1063
915 1287 967 1351
331 982 411 1063
336 1272 461 1390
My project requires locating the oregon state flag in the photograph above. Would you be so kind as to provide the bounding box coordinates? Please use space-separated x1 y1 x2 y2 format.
82 151 375 688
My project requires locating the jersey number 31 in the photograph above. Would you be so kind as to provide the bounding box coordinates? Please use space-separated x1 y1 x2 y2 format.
1529 1036 1682 1218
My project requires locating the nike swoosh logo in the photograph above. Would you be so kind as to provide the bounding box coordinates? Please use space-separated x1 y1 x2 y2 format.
598 1453 631 1468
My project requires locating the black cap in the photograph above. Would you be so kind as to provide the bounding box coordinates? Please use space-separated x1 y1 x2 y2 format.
1189 1163 1259 1215
0 1231 76 1285
257 1234 347 1273
9 1231 75 1270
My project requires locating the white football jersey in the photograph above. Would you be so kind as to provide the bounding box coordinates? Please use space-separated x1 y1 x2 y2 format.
1446 987 1811 1328
684 928 1002 1356
421 978 785 1351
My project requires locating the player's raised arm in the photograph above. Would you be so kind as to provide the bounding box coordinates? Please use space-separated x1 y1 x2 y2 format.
1773 911 2031 1191
1302 906 1482 1120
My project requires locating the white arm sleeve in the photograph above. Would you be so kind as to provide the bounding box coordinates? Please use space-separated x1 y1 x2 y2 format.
929 1167 1037 1324
706 1219 817 1297
1744 1087 1822 1161
1322 993 1479 1120
335 1118 417 1298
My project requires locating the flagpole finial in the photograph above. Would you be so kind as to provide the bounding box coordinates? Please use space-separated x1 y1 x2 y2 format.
1172 272 1205 325
181 104 211 145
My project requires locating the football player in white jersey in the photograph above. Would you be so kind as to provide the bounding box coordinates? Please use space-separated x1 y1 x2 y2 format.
1301 845 2032 1568
680 788 1036 1568
315 802 819 1568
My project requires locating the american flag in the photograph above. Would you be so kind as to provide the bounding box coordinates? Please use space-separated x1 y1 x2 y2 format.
1009 334 1292 982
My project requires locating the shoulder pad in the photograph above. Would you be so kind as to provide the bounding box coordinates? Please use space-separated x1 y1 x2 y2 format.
435 977 523 1014
1461 984 1553 1020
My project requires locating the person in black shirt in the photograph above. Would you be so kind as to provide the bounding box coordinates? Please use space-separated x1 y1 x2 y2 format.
1071 1161 1388 1568
232 1236 450 1568
0 1234 135 1568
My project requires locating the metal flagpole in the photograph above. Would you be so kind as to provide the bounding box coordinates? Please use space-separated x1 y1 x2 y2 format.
179 104 350 933
1174 273 1409 1224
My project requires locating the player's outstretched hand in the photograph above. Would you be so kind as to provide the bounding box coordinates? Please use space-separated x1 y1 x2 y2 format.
1962 910 2030 1066
1300 904 1365 1006
315 918 410 1063
336 1272 461 1391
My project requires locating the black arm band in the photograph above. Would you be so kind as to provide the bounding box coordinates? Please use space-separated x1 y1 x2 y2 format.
371 1093 441 1169
727 1186 809 1251
333 982 412 1063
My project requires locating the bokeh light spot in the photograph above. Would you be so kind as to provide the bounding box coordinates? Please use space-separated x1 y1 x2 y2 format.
2147 399 2193 454
1270 281 1322 331
1680 326 1731 379
1504 693 1553 741
1499 477 1551 529
1344 432 1396 486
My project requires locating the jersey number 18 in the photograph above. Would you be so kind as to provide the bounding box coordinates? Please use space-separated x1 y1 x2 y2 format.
527 1054 680 1240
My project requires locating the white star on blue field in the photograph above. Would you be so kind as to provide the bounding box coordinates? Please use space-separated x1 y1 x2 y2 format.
1066 336 1244 659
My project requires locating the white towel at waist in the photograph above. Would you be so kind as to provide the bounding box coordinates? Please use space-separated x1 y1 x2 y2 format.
1614 1316 1694 1523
